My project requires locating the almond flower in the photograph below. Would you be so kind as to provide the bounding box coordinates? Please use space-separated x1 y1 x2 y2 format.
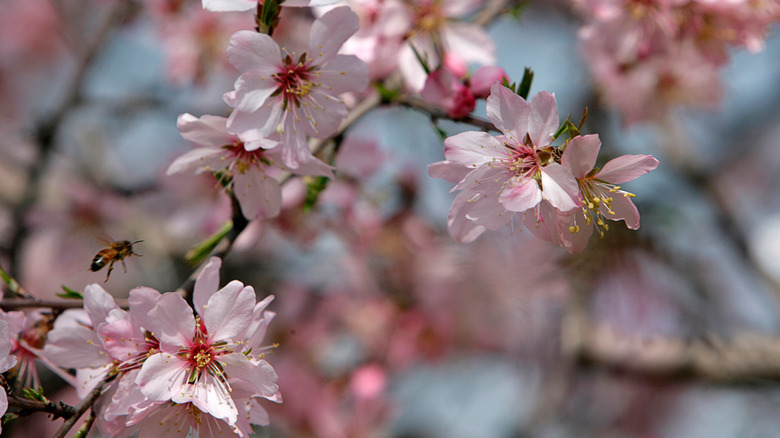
428 82 582 243
224 6 369 168
557 133 659 253
43 258 280 437
0 319 18 434
135 257 280 429
168 113 332 220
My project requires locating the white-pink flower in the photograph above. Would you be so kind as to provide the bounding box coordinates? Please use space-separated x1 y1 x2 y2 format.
428 82 582 243
135 257 280 427
398 0 496 91
0 319 18 434
557 133 659 252
224 6 369 168
168 113 332 220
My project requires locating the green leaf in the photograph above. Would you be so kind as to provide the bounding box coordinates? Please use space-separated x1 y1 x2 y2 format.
57 285 83 300
509 0 531 20
304 176 330 213
257 0 280 34
516 67 534 100
374 82 401 102
409 44 431 75
501 76 517 93
185 221 234 266
22 387 48 402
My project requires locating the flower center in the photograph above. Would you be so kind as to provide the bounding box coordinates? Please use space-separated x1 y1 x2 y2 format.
221 140 269 176
274 52 315 108
413 1 446 33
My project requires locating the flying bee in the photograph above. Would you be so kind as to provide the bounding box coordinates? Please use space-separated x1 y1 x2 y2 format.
90 239 143 282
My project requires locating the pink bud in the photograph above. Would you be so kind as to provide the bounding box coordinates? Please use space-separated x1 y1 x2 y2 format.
469 66 508 98
422 68 476 119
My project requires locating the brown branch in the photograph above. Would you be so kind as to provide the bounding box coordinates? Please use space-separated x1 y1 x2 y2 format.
7 395 76 420
53 376 113 438
393 96 497 132
562 298 780 382
0 297 128 311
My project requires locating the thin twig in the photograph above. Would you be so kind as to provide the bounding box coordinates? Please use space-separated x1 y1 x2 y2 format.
53 376 113 438
393 96 497 132
0 297 128 311
8 396 76 420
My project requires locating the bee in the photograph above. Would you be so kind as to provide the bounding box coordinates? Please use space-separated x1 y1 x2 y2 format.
90 239 143 282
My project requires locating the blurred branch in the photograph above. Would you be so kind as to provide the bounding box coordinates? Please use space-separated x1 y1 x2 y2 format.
0 297 127 310
474 0 513 26
562 296 780 382
9 2 140 278
394 96 497 132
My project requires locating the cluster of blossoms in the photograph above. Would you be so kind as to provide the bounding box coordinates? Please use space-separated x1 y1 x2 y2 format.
43 257 280 437
170 6 369 220
320 0 497 90
574 0 780 122
429 82 659 253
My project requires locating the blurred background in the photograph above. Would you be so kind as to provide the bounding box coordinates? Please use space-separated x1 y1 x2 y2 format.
3 0 780 436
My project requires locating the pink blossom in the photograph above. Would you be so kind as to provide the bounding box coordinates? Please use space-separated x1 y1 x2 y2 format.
224 7 369 168
421 67 476 119
468 65 508 98
428 82 581 243
398 0 496 91
168 113 332 220
153 6 251 85
557 134 659 253
330 0 410 80
135 257 280 427
575 0 779 121
44 284 163 394
0 308 74 390
0 319 18 434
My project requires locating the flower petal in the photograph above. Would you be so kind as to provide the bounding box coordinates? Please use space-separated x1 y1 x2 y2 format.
83 283 119 329
561 134 601 179
136 352 189 402
443 131 505 167
233 70 280 113
203 0 257 12
227 31 280 75
427 160 470 184
316 54 369 95
144 294 195 352
499 177 542 212
44 325 111 369
601 193 641 229
527 91 559 148
177 114 235 147
234 169 282 219
166 147 227 176
309 7 360 63
540 163 581 212
595 154 659 184
447 192 488 243
486 82 528 145
193 257 222 317
204 282 255 342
